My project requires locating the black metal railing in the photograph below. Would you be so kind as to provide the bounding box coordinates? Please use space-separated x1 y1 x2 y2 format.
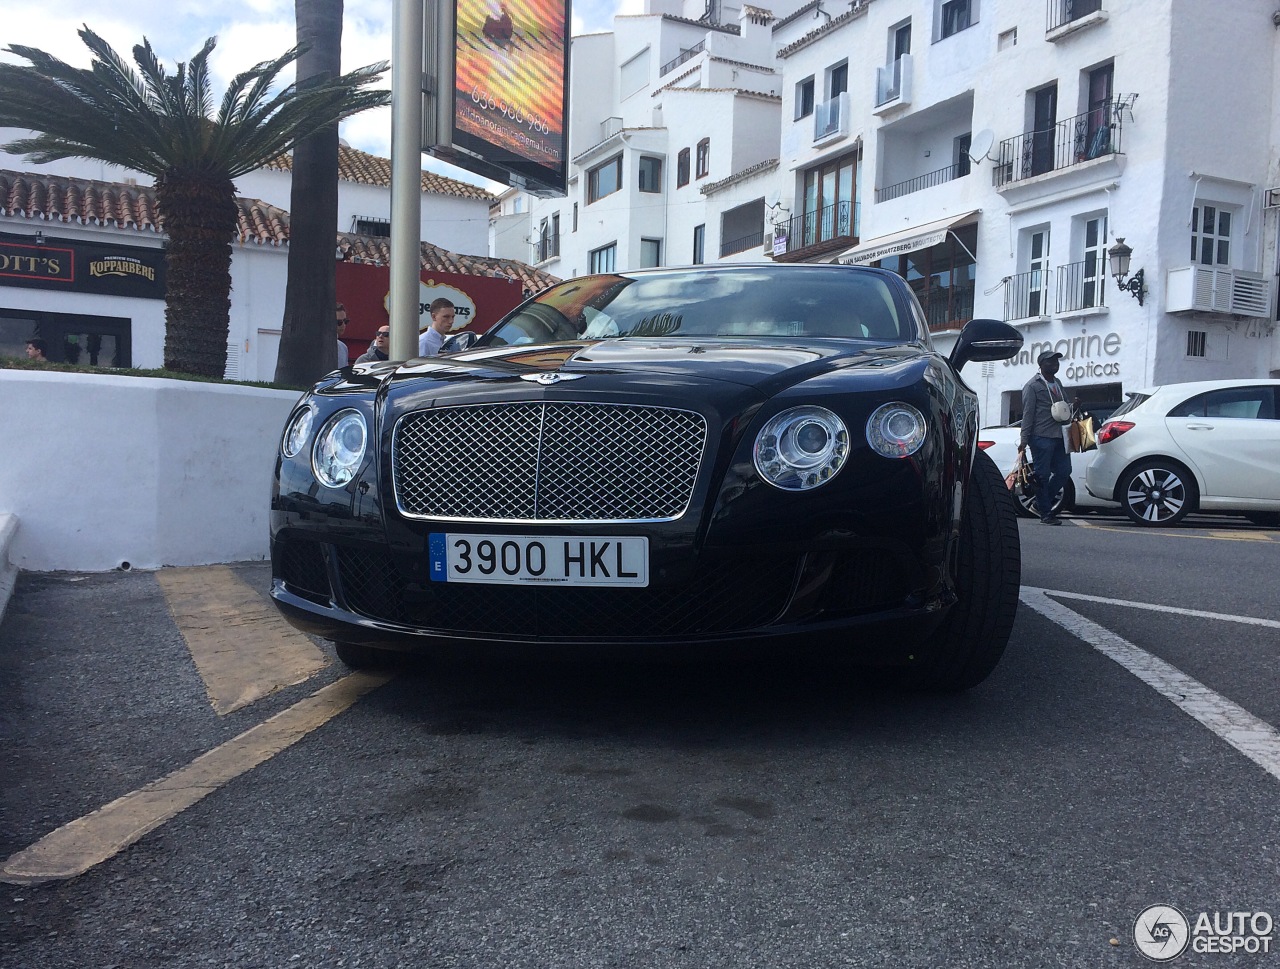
1004 270 1051 320
661 41 705 76
772 200 854 256
993 105 1122 187
1047 0 1102 33
1055 259 1106 313
918 283 975 333
536 233 560 263
875 161 970 203
720 229 765 258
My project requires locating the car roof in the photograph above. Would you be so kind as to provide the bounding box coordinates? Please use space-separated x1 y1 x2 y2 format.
1125 378 1280 397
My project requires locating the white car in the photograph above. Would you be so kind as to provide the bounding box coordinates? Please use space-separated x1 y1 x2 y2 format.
1085 379 1280 526
978 424 1118 518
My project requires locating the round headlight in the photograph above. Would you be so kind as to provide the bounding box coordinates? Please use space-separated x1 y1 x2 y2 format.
753 405 849 491
281 404 315 458
312 409 368 487
866 401 927 458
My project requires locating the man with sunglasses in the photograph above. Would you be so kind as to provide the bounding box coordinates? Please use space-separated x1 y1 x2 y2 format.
354 326 391 364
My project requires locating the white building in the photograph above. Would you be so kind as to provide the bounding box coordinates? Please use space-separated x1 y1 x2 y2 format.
524 0 1280 421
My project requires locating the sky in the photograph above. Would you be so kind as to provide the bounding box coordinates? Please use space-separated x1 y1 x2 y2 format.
0 0 642 190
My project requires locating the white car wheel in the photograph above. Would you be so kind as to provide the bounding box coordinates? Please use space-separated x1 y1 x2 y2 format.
1121 461 1196 526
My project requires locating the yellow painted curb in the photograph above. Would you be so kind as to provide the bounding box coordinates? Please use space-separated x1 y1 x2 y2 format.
1 672 392 885
157 565 329 715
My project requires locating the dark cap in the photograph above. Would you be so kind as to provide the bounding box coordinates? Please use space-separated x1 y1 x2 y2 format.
1037 350 1064 365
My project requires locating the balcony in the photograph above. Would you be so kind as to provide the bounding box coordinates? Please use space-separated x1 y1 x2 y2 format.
994 105 1124 188
1046 0 1106 40
874 55 913 113
1004 270 1051 321
918 283 975 334
875 160 969 203
535 233 560 263
770 200 855 262
1166 266 1272 318
720 229 765 258
813 92 850 144
660 41 705 77
1056 259 1106 314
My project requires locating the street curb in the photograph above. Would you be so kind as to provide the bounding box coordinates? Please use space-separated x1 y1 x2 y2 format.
0 513 18 627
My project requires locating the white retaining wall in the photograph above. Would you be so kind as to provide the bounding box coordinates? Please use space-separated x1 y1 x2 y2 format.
0 371 302 572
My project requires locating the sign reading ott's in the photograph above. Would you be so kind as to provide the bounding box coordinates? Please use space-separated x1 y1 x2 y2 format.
0 234 166 299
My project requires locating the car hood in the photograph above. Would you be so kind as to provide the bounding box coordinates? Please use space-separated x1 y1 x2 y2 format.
347 338 930 398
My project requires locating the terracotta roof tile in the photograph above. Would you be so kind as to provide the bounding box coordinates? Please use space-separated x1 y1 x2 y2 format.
0 167 552 290
336 233 559 294
266 144 497 201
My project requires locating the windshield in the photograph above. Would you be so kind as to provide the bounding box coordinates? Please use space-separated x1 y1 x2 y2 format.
484 267 914 347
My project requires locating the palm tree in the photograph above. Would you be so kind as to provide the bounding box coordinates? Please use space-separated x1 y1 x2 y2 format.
276 0 346 388
0 26 389 378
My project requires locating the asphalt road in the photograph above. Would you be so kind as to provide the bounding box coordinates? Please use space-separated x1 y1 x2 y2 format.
1 511 1278 968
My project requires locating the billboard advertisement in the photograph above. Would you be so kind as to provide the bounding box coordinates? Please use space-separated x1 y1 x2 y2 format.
425 0 570 196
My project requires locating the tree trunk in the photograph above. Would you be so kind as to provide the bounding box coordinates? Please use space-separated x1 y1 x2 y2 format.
274 0 345 387
156 172 237 379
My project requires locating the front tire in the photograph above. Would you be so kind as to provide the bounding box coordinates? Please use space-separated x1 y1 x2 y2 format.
1120 460 1196 526
902 450 1021 691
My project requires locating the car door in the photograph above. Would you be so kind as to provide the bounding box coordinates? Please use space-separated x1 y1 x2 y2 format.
1164 386 1280 500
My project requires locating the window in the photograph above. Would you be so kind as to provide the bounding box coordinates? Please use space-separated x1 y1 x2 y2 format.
893 23 912 60
638 156 663 193
940 0 973 38
1187 330 1207 358
588 155 622 203
1006 227 1049 319
1083 64 1113 159
998 27 1017 49
640 238 662 268
692 224 705 264
796 77 815 119
828 62 848 98
677 149 690 187
954 132 972 177
1192 204 1232 266
589 243 617 274
1170 387 1277 420
800 152 857 249
1081 216 1106 308
876 225 977 332
572 202 578 232
354 216 391 238
696 139 710 179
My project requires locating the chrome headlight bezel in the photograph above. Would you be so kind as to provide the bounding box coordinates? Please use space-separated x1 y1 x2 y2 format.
281 403 316 459
753 405 850 491
312 409 368 488
866 401 927 459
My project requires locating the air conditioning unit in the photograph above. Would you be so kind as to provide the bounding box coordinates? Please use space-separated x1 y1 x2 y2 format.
1166 265 1272 318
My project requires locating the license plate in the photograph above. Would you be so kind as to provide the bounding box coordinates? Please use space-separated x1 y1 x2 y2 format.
429 533 649 587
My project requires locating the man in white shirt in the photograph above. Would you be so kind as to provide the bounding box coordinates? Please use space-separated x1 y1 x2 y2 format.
418 298 457 356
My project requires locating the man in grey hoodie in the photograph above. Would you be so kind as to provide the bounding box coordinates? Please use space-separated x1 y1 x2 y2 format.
1018 350 1073 525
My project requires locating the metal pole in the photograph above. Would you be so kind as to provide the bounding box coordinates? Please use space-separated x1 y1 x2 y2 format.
389 0 425 361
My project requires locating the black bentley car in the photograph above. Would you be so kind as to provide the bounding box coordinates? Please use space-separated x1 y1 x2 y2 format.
270 264 1024 690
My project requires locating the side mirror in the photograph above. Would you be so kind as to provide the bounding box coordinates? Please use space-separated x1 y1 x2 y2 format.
440 330 480 354
949 318 1023 370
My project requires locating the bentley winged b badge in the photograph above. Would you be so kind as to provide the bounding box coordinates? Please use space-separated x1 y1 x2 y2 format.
520 372 584 385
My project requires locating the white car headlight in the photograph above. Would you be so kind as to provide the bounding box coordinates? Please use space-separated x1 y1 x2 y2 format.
753 405 849 491
281 404 315 458
312 409 368 487
866 401 927 458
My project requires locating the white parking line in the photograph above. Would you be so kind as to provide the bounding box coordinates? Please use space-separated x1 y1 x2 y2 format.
1020 587 1280 785
1029 589 1280 630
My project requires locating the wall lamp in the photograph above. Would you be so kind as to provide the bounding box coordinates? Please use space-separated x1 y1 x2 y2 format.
35 230 44 246
1108 237 1146 306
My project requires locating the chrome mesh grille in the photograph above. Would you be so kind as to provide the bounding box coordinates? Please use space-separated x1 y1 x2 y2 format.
393 402 708 522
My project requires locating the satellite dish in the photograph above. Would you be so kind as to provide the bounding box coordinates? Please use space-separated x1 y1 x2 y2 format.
968 129 996 164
